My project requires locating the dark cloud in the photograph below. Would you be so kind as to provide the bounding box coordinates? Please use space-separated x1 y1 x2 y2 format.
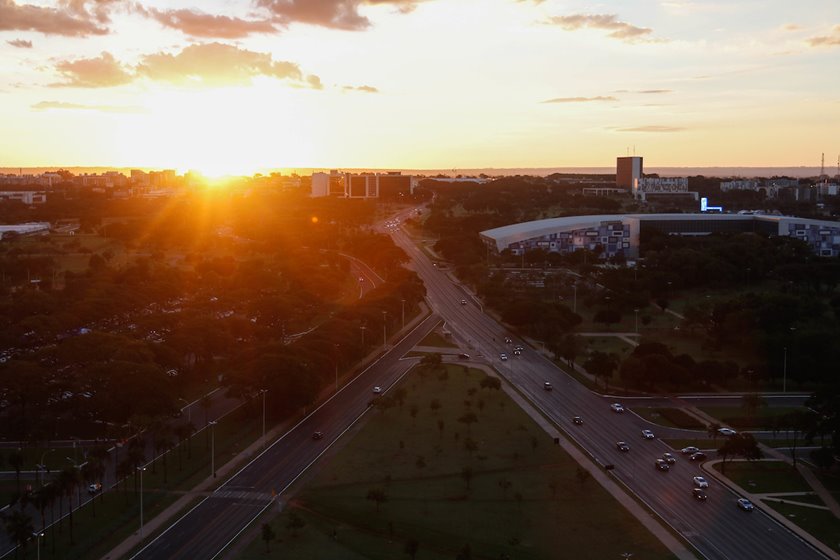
615 125 684 133
51 52 133 87
139 7 277 38
546 13 658 43
7 38 32 48
32 100 143 113
0 0 109 36
343 84 379 93
136 42 321 88
542 95 617 103
256 0 425 31
807 25 840 47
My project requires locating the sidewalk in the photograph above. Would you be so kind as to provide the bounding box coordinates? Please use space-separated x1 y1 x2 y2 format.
702 458 840 560
471 363 697 560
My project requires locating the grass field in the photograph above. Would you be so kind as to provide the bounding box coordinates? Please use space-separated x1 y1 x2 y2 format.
418 331 458 348
766 493 825 507
712 461 811 494
631 408 706 430
697 406 806 429
765 501 840 554
234 364 676 560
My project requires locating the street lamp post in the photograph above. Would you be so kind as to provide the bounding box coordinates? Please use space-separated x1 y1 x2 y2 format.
34 532 44 560
209 420 218 478
138 466 146 537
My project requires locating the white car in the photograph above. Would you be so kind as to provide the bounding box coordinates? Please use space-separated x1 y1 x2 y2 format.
610 403 625 413
641 429 655 440
737 498 755 511
500 353 508 361
681 446 700 455
693 476 709 489
372 386 382 394
718 427 737 437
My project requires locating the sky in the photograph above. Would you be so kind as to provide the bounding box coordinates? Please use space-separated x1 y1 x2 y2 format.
1 0 839 175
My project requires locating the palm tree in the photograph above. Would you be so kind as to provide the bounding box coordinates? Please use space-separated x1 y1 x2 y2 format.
707 422 721 443
2 509 34 558
57 466 80 544
7 449 24 496
261 523 276 552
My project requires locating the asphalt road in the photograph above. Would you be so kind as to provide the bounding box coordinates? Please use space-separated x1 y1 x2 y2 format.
130 313 441 560
387 219 826 560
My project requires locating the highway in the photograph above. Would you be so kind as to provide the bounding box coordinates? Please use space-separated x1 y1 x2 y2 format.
130 314 441 560
387 215 826 560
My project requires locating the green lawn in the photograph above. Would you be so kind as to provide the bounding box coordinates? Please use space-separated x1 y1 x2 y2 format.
765 493 825 507
631 408 706 430
235 364 677 560
765 501 840 554
698 406 807 430
418 331 458 348
713 461 811 494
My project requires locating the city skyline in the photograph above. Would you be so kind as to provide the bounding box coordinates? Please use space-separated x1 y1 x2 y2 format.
1 0 839 175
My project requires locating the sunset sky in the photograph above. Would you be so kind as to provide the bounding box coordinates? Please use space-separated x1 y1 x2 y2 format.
1 0 839 175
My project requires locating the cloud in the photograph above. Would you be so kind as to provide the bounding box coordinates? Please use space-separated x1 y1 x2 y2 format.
806 25 840 47
136 42 321 88
256 0 425 31
615 125 685 133
545 13 659 43
52 52 133 87
0 0 109 36
782 23 802 32
343 84 379 93
139 7 277 38
542 95 617 103
7 38 32 48
31 100 144 113
638 89 672 94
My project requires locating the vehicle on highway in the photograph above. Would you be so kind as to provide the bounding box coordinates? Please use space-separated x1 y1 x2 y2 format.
513 348 521 356
460 299 467 305
616 441 630 452
514 344 524 352
458 353 470 359
681 446 700 455
654 459 670 472
718 427 737 437
500 353 508 361
662 452 676 464
692 488 708 501
543 381 553 391
690 451 707 461
312 431 324 440
693 476 709 488
737 498 755 511
88 482 102 494
504 336 512 344
358 277 364 282
610 403 625 413
641 429 655 439
372 386 382 394
572 416 583 425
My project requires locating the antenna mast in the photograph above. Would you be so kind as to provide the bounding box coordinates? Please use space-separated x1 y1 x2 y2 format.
821 153 825 178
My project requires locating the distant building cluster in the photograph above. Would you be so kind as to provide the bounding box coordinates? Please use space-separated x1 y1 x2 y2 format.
481 213 840 260
720 178 839 201
310 171 417 199
615 156 696 201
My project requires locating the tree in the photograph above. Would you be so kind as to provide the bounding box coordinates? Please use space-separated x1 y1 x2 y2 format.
593 308 622 331
285 512 305 537
2 509 34 557
575 466 591 486
583 352 618 391
707 422 721 443
741 393 766 425
458 412 478 433
498 477 511 497
410 404 419 426
461 466 473 491
479 377 501 391
261 522 276 552
404 538 419 559
7 450 23 496
437 419 445 439
57 466 80 544
366 488 388 513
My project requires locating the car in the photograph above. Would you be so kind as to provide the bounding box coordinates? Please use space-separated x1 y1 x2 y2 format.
641 429 655 439
88 483 102 494
616 441 630 452
312 431 324 440
513 348 521 356
692 488 708 501
514 344 524 352
504 337 512 344
358 277 364 282
690 451 707 461
460 299 467 305
655 459 670 472
737 498 755 511
718 427 737 437
543 381 553 391
693 476 709 488
372 386 382 394
610 403 625 413
500 353 508 361
572 416 583 425
681 446 700 455
458 353 470 360
662 452 676 464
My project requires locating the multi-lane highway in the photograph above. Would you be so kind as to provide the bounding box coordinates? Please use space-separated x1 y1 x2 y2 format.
387 215 826 560
130 314 441 560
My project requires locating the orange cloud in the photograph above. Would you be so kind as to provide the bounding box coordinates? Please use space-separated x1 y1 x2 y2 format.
257 0 425 31
0 0 108 36
542 95 617 103
142 7 277 38
32 100 143 113
343 84 379 93
136 43 321 88
7 38 32 48
807 25 840 47
615 125 685 133
52 52 133 87
546 13 658 43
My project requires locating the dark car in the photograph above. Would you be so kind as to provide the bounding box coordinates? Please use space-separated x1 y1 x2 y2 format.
572 416 583 425
690 451 707 461
737 498 754 511
662 452 676 464
312 431 324 440
655 459 670 472
543 382 553 391
616 441 630 452
692 488 708 501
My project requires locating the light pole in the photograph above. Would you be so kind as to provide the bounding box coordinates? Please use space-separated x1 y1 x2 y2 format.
138 466 146 537
401 299 405 330
209 420 218 478
36 448 54 485
34 532 44 560
382 311 387 348
260 389 267 448
178 398 191 423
